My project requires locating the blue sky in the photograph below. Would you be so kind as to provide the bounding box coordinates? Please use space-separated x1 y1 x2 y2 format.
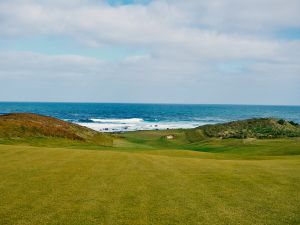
277 28 300 40
0 0 299 105
107 0 151 6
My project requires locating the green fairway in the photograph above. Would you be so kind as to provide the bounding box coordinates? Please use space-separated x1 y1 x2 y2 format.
0 142 299 225
1 115 300 225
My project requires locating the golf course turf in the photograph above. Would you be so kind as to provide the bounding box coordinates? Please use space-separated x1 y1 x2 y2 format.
0 114 299 225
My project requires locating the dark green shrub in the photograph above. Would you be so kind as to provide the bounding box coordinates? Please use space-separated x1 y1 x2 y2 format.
289 121 299 126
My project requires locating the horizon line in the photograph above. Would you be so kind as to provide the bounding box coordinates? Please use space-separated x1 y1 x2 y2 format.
0 101 299 107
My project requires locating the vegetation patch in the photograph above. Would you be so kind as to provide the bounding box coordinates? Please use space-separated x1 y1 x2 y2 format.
197 118 300 139
0 113 113 146
0 114 300 225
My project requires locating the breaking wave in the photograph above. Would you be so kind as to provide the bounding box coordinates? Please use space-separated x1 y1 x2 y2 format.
77 118 212 132
90 118 144 124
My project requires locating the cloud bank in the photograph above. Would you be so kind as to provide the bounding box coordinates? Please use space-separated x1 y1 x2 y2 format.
0 0 299 104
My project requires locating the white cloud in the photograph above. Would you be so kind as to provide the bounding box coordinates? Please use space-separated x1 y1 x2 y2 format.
0 51 105 77
0 0 299 104
0 0 298 60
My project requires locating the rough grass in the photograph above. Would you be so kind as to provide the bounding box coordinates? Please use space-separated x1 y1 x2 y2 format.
0 113 113 146
198 118 300 139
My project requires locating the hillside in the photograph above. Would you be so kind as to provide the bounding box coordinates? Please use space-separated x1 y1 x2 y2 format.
0 113 112 146
1 114 300 149
197 118 300 139
120 118 300 154
0 114 300 225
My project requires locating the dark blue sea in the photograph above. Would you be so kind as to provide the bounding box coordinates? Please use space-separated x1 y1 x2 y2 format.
0 102 299 132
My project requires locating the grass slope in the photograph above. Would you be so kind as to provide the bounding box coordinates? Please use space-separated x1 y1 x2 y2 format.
0 114 300 224
0 113 113 146
198 118 300 139
120 130 300 156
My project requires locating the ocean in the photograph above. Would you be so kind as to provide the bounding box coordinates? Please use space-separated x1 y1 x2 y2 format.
0 102 299 132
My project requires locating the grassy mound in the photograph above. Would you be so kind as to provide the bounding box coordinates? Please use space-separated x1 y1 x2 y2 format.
0 115 299 224
0 113 112 146
197 118 300 139
121 118 300 151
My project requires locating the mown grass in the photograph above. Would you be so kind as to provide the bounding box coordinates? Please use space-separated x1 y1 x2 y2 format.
0 144 300 225
0 136 113 150
120 130 300 156
1 117 300 225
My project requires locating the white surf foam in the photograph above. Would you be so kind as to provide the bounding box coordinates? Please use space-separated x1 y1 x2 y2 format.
90 118 144 123
77 118 212 132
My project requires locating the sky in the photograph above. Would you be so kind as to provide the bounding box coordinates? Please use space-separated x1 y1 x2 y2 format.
0 0 299 105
